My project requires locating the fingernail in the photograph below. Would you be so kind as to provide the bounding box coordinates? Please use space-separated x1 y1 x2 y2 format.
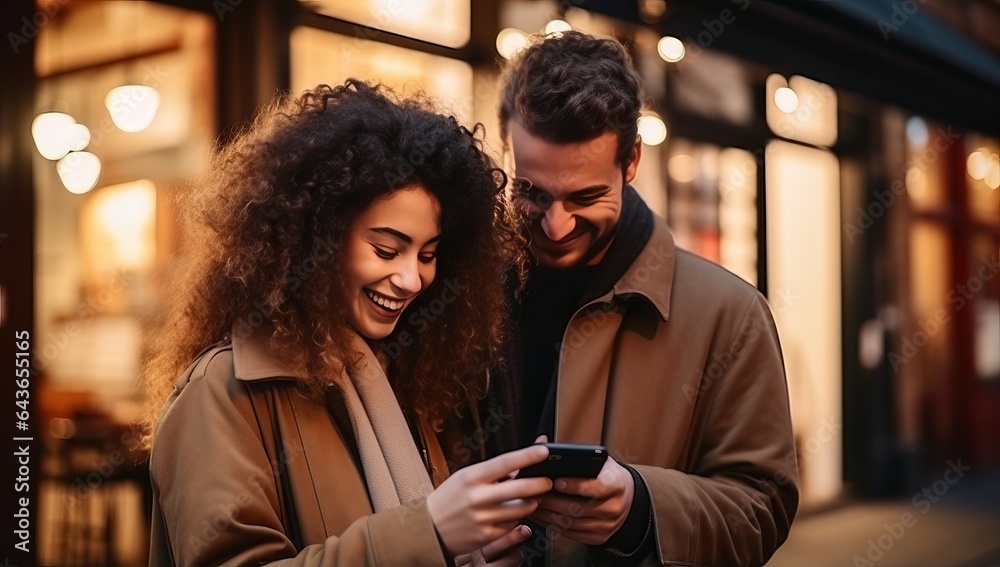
555 480 567 491
520 525 531 536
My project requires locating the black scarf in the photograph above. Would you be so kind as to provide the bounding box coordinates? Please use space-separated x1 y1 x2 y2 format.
515 184 654 445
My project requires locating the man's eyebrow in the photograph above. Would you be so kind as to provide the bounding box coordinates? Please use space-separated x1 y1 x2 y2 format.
518 180 611 196
570 184 612 196
369 227 441 245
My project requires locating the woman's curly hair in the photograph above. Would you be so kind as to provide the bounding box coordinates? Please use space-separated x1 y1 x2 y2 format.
140 80 526 447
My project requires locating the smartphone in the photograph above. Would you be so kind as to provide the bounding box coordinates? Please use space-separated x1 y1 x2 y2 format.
515 442 608 479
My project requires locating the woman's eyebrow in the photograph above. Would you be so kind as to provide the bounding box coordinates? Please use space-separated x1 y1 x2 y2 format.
369 227 411 244
369 227 441 245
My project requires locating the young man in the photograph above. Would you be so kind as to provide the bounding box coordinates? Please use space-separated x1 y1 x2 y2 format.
498 31 799 566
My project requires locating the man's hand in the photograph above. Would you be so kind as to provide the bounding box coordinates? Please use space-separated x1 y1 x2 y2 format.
530 456 635 545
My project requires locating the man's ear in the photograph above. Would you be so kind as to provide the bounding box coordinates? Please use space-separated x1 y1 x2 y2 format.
501 127 516 178
624 137 643 183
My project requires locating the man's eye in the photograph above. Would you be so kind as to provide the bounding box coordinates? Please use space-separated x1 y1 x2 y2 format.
373 246 397 260
517 188 550 208
572 195 602 206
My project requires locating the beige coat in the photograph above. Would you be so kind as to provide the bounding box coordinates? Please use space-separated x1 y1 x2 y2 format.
148 333 455 566
545 216 799 566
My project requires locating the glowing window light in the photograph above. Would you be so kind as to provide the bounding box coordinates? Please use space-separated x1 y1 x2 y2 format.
300 0 470 49
56 151 101 194
94 181 157 270
668 154 696 183
656 36 685 63
906 116 929 147
766 74 837 147
105 85 161 133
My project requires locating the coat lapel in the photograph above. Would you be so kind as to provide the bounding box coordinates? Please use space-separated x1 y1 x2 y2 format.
232 325 374 542
555 300 624 444
554 219 677 445
283 389 373 540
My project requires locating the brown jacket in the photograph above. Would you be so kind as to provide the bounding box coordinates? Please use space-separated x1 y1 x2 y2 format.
148 332 454 566
545 217 798 566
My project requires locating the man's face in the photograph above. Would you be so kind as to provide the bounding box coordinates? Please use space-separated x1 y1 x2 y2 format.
506 121 641 269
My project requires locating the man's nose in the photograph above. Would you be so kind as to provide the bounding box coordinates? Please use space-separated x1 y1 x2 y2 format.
541 202 576 242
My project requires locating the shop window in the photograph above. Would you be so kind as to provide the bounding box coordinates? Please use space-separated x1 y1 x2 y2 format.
971 234 1000 383
32 4 215 563
766 139 842 506
904 116 1000 468
290 26 474 123
300 0 471 48
766 74 837 148
904 116 951 211
665 140 758 286
718 148 757 287
965 134 1000 222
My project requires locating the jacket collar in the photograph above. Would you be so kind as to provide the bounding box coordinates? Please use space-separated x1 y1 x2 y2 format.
231 323 387 383
606 216 675 321
231 324 305 381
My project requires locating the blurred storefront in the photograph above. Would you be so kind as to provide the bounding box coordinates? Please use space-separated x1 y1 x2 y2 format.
1 0 998 564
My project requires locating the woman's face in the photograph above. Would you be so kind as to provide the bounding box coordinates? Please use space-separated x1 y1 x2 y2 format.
339 183 441 341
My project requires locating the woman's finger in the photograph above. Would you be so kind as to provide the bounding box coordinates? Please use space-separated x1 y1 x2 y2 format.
487 547 525 567
468 445 549 482
481 525 532 561
483 477 553 504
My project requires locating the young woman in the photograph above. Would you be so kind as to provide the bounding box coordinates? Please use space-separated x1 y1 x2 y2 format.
141 80 550 566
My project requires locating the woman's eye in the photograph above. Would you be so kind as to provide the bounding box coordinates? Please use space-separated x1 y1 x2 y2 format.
419 253 437 264
373 246 397 260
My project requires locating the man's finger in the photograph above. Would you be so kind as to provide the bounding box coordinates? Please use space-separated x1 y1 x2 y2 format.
535 492 589 515
556 527 608 546
553 476 611 499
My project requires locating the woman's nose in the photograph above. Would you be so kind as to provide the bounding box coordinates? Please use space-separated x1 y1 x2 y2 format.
390 258 423 295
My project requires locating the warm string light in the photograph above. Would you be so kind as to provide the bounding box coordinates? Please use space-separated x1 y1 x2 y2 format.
105 85 160 133
31 111 101 194
967 148 1000 190
56 151 102 194
31 112 89 160
638 112 667 146
496 28 528 60
657 36 685 62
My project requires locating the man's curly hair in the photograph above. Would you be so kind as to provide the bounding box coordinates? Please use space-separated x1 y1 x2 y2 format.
141 80 526 447
498 30 644 166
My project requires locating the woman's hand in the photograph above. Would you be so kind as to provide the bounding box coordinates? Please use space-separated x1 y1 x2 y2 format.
454 525 533 567
427 444 552 557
